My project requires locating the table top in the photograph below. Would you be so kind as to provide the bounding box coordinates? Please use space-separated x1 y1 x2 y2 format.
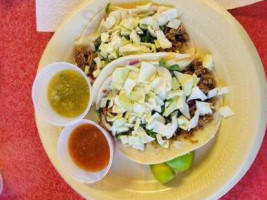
0 0 266 199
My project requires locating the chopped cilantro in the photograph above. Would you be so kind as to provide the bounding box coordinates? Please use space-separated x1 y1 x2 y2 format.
105 3 111 14
159 58 167 67
97 108 103 113
145 31 154 43
146 129 157 138
123 35 130 41
94 38 101 51
169 64 180 71
159 25 166 32
106 57 112 63
141 30 155 43
115 133 123 140
161 105 165 113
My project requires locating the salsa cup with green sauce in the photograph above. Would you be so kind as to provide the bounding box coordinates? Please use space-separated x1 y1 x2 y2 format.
32 62 92 126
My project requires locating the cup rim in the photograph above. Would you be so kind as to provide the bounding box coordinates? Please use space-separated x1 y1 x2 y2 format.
32 62 93 126
57 119 114 183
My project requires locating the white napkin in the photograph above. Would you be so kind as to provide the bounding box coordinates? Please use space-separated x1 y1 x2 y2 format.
36 0 263 32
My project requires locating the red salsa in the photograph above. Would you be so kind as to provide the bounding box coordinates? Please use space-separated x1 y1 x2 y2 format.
68 124 110 172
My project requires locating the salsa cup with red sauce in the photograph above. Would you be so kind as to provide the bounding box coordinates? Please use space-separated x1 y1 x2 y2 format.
58 119 114 183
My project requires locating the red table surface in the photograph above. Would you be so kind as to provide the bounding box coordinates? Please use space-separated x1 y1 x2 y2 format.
0 0 266 199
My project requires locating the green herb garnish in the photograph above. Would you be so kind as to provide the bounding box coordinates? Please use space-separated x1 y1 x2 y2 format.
159 58 167 67
94 38 101 51
146 129 157 138
169 64 180 71
115 133 124 140
97 108 103 114
159 25 166 32
141 30 155 43
145 31 154 43
123 35 130 41
161 105 165 113
105 3 111 14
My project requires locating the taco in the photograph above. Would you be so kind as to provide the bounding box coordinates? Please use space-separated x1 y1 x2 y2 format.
72 2 194 81
92 52 226 165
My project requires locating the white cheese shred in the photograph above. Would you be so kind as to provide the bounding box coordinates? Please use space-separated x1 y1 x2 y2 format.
219 106 234 118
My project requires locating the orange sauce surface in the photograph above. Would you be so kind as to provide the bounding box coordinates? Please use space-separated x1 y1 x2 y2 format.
68 124 110 172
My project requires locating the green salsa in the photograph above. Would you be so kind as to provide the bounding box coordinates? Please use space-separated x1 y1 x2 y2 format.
48 70 89 118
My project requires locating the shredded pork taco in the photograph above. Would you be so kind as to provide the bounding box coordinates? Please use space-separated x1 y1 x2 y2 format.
73 2 194 81
92 52 232 164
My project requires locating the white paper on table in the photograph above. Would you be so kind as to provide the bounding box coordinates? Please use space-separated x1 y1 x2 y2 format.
36 0 264 32
36 0 85 32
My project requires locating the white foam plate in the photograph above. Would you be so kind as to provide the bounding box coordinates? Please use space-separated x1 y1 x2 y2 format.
34 0 267 199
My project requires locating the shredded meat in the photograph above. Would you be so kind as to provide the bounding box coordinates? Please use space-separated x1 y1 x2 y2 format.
102 107 108 116
198 114 213 129
161 25 190 52
73 46 97 77
207 97 217 106
165 25 189 43
174 60 217 137
177 107 213 138
183 60 216 94
188 102 196 118
188 103 213 129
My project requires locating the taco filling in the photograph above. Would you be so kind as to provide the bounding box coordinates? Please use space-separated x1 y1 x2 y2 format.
95 53 231 151
73 2 193 80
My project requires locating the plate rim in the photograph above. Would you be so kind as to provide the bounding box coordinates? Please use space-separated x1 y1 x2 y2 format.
200 2 267 200
35 0 267 199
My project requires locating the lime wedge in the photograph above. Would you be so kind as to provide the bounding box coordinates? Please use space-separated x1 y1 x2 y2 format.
166 151 194 172
150 163 176 184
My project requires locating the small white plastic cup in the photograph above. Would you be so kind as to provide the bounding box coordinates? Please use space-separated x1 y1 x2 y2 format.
32 62 92 126
58 119 114 183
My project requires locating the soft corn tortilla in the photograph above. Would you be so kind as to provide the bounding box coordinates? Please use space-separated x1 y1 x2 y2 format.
92 53 222 165
118 113 221 165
